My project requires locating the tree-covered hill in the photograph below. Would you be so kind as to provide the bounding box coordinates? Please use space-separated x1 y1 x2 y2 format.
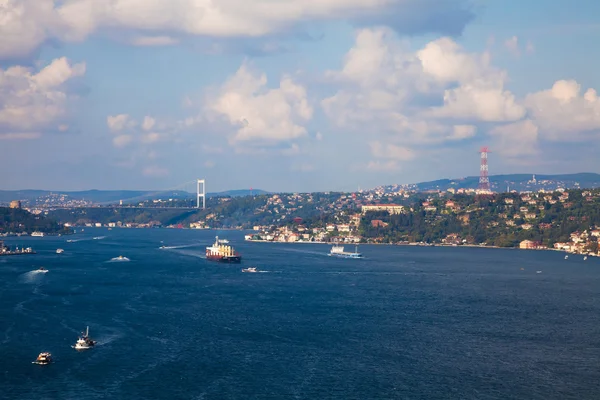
0 207 71 234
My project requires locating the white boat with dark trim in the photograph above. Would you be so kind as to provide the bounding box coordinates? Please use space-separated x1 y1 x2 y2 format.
329 244 363 259
242 267 258 273
56 248 64 254
72 326 97 350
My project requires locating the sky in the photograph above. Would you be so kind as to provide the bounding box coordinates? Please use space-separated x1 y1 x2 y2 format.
1 0 600 193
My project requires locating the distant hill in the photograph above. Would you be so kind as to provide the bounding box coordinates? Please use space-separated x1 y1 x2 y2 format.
0 188 270 205
379 173 600 192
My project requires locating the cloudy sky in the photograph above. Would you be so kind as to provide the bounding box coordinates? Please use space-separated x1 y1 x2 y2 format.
1 0 600 193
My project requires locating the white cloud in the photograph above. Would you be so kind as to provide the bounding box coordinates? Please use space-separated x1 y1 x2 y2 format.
0 57 86 135
489 119 539 157
0 0 474 60
369 141 415 161
451 125 477 140
504 36 520 57
208 62 312 144
141 116 156 131
322 28 526 147
524 79 600 140
129 36 179 47
107 114 135 132
112 134 133 148
141 132 161 144
432 82 526 122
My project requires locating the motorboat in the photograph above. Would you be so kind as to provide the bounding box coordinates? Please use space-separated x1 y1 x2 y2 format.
32 352 52 365
112 255 130 261
242 267 258 273
56 248 64 254
72 326 97 350
37 267 48 273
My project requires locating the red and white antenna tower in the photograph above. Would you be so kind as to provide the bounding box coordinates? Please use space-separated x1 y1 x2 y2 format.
478 146 491 192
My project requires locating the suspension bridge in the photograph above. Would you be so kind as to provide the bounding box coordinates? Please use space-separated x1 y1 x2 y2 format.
46 179 207 210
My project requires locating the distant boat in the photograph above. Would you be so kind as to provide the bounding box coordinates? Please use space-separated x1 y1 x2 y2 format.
111 255 130 261
31 232 44 237
536 270 542 274
56 248 64 254
242 267 258 273
329 244 363 259
584 256 588 261
37 267 48 273
32 352 52 365
72 326 97 350
565 255 569 259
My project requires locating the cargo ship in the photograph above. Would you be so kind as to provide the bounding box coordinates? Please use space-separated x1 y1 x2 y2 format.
329 244 363 259
206 236 241 263
0 241 36 256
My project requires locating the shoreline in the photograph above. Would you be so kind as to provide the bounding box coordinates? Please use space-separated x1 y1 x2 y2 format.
244 239 595 256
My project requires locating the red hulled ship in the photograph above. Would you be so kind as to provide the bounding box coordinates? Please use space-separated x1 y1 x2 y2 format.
206 236 242 263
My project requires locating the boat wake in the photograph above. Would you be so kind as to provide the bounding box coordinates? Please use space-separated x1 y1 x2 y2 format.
19 270 48 283
108 256 130 262
159 243 201 250
93 236 107 240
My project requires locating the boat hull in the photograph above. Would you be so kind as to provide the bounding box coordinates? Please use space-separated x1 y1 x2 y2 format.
329 253 363 259
206 255 242 263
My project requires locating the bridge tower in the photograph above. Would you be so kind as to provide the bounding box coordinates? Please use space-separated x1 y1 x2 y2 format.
197 179 206 209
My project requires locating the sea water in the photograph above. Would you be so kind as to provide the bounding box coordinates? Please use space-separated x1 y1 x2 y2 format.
1 228 600 399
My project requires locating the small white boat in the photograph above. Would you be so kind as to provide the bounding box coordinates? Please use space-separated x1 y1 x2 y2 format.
329 244 363 259
72 326 97 350
32 352 52 365
536 270 542 274
111 255 130 261
217 238 230 245
242 267 258 273
565 255 569 259
584 256 588 260
36 267 48 273
56 248 64 254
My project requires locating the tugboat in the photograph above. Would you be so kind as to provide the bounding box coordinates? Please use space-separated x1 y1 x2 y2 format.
32 352 52 365
329 244 363 259
72 326 97 350
242 267 257 273
206 236 241 263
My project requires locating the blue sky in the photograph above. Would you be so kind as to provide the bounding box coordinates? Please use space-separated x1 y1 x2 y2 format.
1 0 600 193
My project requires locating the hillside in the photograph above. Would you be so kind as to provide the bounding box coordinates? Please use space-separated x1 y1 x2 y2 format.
0 207 71 235
0 188 270 205
378 173 600 193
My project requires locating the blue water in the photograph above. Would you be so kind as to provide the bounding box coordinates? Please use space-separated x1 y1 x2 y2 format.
2 228 600 399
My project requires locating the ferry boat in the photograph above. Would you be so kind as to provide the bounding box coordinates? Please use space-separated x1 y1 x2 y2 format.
206 236 241 263
329 244 363 259
31 231 45 237
32 352 52 365
72 326 97 350
242 267 257 273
